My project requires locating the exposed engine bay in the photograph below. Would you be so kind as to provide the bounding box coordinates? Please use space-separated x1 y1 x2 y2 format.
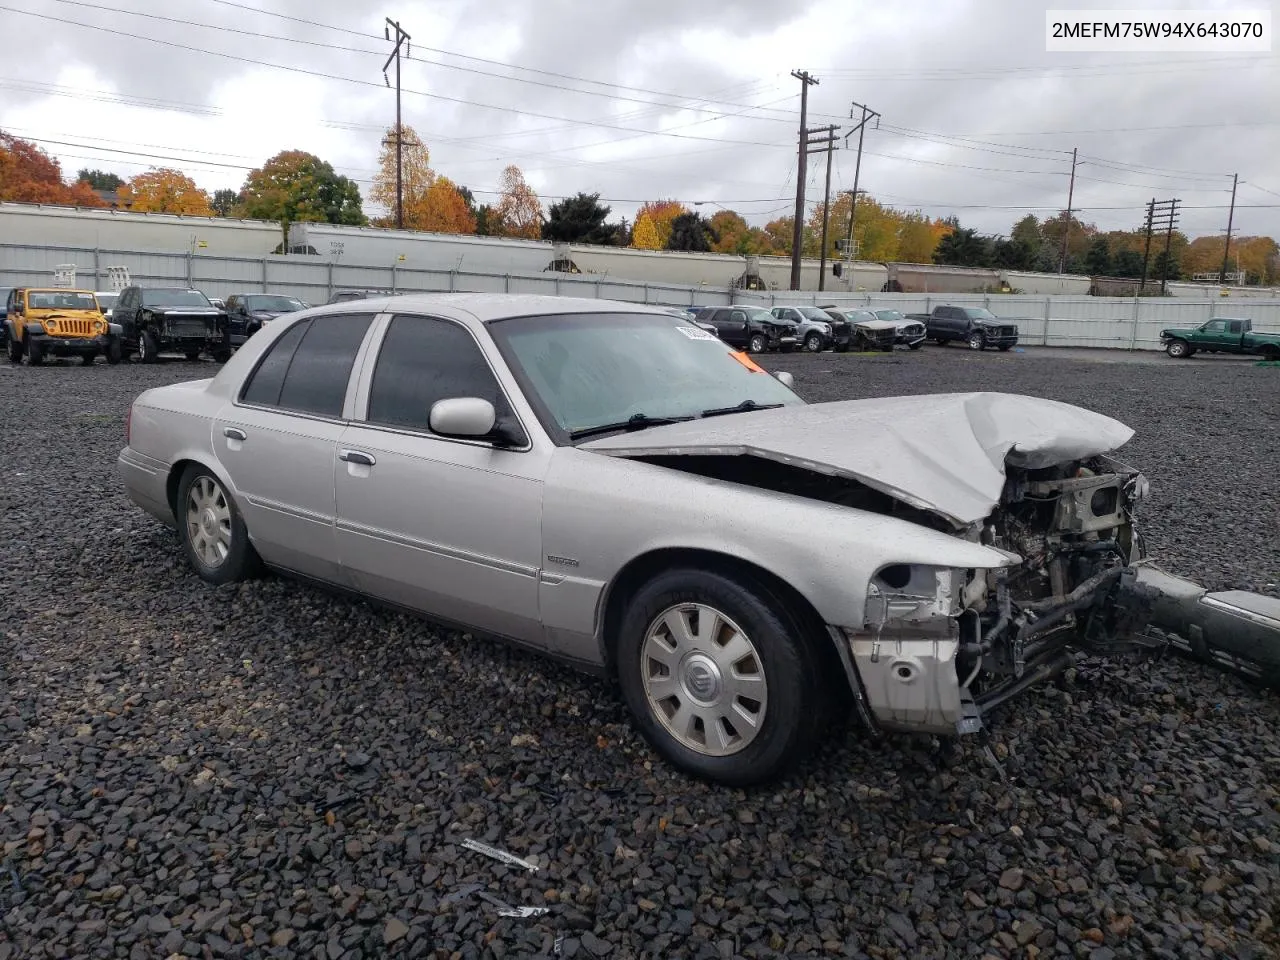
634 450 1279 737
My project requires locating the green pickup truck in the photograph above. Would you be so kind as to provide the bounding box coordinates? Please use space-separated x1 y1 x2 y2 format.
1160 317 1280 359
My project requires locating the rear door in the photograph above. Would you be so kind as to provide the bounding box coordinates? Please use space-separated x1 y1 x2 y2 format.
212 310 378 583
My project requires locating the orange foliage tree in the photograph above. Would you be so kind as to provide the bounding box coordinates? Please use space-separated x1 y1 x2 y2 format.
492 165 542 239
413 176 477 234
0 131 106 206
120 168 214 215
633 199 687 248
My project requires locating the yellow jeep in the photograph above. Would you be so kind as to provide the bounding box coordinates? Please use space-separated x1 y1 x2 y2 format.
4 287 123 366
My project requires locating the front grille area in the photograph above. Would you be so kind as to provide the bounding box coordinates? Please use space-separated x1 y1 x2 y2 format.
997 326 1018 338
861 327 896 347
167 319 212 339
45 319 96 337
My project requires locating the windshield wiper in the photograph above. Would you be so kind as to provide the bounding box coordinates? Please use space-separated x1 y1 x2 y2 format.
700 399 785 418
569 412 695 441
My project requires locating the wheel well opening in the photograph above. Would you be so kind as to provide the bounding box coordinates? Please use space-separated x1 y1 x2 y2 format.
166 459 201 521
598 547 849 696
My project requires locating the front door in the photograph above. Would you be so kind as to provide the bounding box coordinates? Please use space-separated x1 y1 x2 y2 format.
213 311 376 583
334 312 548 646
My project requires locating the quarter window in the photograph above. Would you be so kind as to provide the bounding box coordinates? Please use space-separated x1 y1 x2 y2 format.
366 314 512 433
241 314 373 417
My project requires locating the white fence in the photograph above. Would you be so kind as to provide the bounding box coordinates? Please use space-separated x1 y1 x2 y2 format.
3 242 1279 351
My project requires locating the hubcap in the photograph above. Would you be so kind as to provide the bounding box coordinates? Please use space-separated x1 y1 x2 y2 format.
640 603 768 757
186 476 232 568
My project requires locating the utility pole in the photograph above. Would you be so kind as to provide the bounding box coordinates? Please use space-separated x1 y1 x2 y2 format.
1140 198 1155 294
1159 198 1180 295
1220 172 1238 283
843 101 880 284
382 19 412 230
1058 147 1077 274
805 124 840 291
789 70 818 290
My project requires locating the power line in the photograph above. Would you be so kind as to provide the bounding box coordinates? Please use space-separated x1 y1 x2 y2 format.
0 5 791 149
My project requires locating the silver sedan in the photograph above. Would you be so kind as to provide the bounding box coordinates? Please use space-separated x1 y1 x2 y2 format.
119 293 1155 786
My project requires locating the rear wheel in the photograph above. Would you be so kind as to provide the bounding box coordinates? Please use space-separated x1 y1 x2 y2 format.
139 330 159 364
176 464 262 585
615 567 829 787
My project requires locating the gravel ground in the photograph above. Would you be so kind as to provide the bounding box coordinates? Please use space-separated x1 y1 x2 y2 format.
1 349 1277 960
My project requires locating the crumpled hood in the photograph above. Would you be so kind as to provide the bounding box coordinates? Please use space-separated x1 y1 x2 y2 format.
580 391 1135 527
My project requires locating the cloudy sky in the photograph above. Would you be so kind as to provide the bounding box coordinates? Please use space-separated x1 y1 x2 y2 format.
2 0 1277 240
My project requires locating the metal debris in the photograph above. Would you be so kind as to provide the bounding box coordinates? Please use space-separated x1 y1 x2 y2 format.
479 890 549 919
461 838 539 872
440 883 484 906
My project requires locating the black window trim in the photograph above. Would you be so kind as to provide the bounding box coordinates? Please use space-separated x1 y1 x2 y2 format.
350 311 534 453
233 311 379 425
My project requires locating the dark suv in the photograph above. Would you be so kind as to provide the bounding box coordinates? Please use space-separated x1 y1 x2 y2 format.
223 293 308 345
693 306 799 353
925 305 1019 350
113 286 230 363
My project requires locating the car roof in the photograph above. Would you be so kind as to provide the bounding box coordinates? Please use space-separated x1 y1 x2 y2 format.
301 292 698 324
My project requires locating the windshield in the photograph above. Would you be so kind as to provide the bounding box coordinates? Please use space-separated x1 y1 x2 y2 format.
27 290 98 310
490 311 803 441
849 310 878 322
875 310 903 321
245 295 305 312
964 307 998 320
142 289 212 308
796 307 833 321
96 292 118 308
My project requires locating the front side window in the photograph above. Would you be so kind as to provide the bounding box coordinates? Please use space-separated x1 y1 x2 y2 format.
1204 320 1227 333
490 310 803 442
240 314 373 417
366 314 513 433
245 295 306 313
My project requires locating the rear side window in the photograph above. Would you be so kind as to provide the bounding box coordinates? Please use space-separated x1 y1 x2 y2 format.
366 314 512 433
241 314 373 417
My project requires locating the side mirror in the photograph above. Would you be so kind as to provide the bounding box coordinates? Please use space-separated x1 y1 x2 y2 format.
774 371 795 388
429 397 497 437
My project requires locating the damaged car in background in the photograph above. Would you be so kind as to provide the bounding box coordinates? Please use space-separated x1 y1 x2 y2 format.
116 294 1280 787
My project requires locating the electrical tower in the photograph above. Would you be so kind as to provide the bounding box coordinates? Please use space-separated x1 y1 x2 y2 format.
1140 199 1180 295
839 102 879 286
382 19 412 230
805 125 840 291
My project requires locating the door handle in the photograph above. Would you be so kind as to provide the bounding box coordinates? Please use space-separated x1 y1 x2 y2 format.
223 427 246 441
339 449 376 467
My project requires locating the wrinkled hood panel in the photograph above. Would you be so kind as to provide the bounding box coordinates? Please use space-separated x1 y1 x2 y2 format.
581 392 1135 526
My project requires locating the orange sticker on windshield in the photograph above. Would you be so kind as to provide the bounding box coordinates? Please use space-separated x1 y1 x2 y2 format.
730 351 765 373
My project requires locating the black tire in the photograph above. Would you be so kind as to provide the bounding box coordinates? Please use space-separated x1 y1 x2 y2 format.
908 342 923 350
105 337 122 365
185 349 202 362
139 330 159 364
998 344 1012 352
81 353 95 366
934 337 948 346
615 566 829 787
8 336 23 363
834 343 848 353
175 464 262 586
804 332 823 352
212 347 232 363
1165 339 1190 359
27 338 44 366
748 333 766 353
967 332 985 350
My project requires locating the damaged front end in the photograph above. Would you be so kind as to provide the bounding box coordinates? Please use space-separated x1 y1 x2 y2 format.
842 452 1279 739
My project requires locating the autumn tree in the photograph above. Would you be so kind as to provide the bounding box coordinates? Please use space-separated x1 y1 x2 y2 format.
762 217 795 255
0 132 105 206
239 150 365 241
491 165 542 239
76 168 123 191
630 212 662 250
633 200 687 248
371 125 435 226
118 168 214 215
414 176 476 234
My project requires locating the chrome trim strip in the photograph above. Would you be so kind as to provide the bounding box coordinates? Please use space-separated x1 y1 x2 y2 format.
1201 595 1280 629
335 518 539 578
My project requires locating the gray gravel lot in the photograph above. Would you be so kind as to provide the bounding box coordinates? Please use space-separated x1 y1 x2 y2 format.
1 348 1278 960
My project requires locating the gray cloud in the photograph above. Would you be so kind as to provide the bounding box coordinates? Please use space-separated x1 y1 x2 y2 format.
2 0 1274 242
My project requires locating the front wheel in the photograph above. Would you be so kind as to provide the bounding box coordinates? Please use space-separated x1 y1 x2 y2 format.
1165 338 1190 358
139 330 159 364
8 336 23 363
27 338 44 366
804 333 823 352
967 333 984 350
908 342 923 350
748 333 766 353
615 567 828 787
105 337 122 365
176 465 262 585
